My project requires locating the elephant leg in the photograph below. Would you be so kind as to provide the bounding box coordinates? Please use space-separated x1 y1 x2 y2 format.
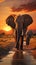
21 28 27 49
16 29 22 50
26 36 30 45
26 35 32 45
20 28 26 50
20 35 23 50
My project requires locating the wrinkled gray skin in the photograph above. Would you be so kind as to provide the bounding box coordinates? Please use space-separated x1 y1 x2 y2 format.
16 14 33 50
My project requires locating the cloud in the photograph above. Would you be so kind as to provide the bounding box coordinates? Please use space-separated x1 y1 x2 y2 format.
0 0 35 7
0 0 36 12
11 1 36 12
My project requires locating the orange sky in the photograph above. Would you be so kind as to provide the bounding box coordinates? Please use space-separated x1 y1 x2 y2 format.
0 0 36 32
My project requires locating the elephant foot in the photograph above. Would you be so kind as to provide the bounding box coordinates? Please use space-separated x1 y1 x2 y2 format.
20 45 23 50
15 44 19 50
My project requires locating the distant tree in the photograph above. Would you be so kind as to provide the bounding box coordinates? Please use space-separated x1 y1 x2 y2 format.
0 33 5 38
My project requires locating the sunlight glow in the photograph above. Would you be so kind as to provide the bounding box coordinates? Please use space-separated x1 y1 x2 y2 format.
3 26 12 31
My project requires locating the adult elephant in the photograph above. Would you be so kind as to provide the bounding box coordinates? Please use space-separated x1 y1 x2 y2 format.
16 14 33 50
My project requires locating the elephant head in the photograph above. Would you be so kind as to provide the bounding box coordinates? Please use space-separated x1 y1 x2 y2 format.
16 14 33 28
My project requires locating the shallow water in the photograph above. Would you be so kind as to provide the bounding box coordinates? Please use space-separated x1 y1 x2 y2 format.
0 51 36 65
0 37 36 65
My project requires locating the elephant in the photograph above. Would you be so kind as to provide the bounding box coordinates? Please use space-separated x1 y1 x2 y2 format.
6 14 33 50
16 14 33 50
26 30 33 45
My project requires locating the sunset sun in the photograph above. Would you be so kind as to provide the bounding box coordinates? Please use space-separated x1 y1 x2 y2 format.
3 26 12 31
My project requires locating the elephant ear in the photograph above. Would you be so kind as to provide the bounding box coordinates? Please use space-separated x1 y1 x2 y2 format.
22 14 33 26
6 15 16 29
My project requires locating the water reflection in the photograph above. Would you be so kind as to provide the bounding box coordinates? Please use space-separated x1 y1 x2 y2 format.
11 50 36 65
12 51 27 65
